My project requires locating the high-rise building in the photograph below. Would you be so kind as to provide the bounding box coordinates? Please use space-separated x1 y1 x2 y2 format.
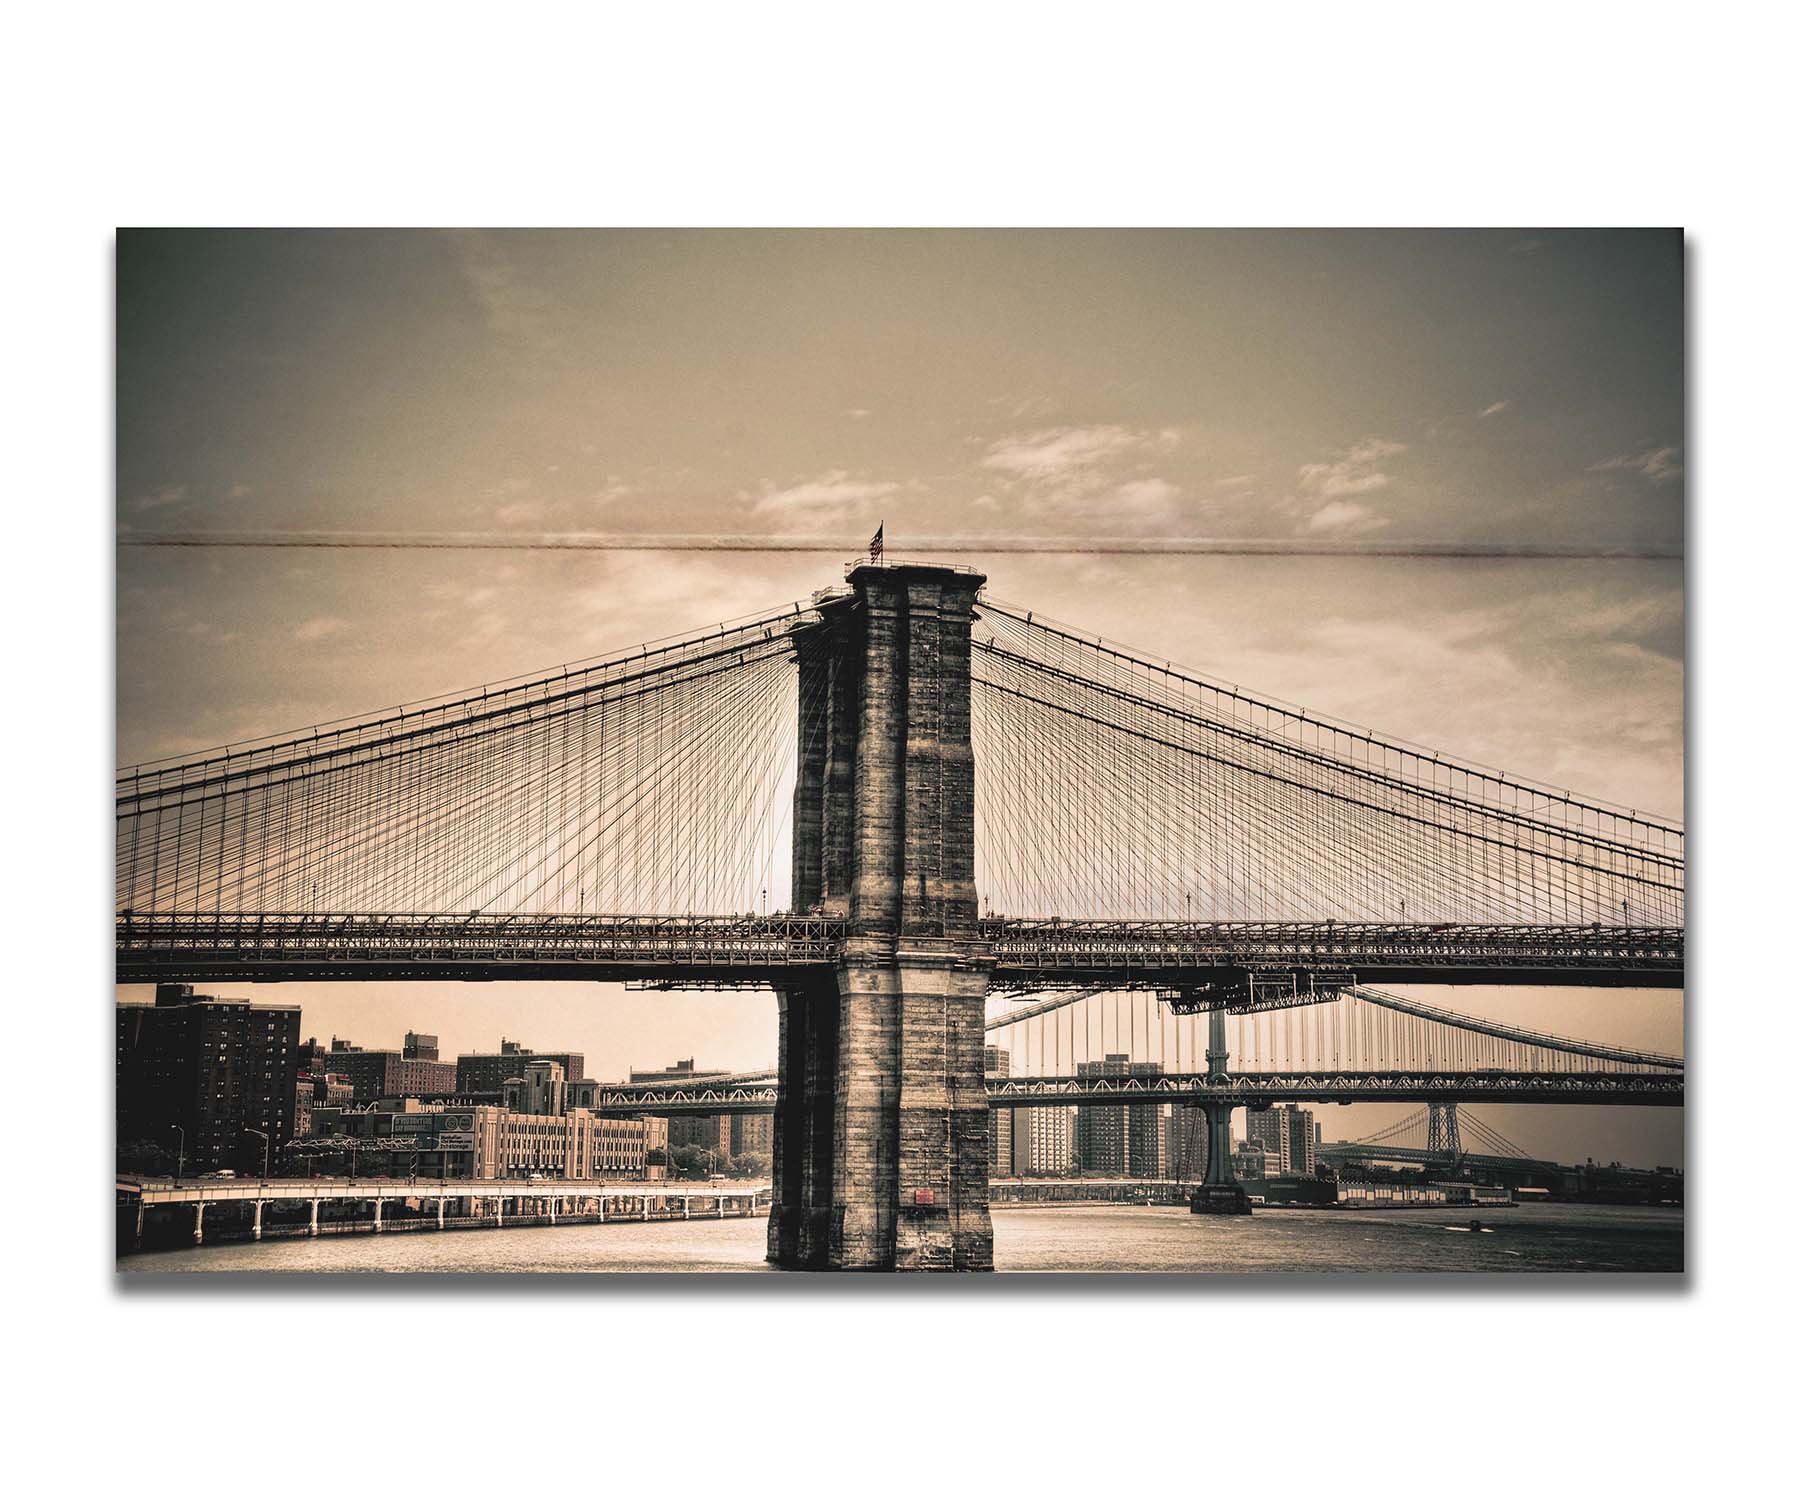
1073 1056 1165 1176
1010 1105 1074 1176
404 1031 439 1061
117 983 301 1174
1244 1105 1317 1176
1073 1054 1130 1172
984 1045 1013 1174
1126 1062 1166 1178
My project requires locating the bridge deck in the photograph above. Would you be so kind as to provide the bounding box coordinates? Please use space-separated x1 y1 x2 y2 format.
115 914 1683 988
583 1069 1681 1114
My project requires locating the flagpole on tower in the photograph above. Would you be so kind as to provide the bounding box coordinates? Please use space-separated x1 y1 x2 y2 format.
870 522 884 563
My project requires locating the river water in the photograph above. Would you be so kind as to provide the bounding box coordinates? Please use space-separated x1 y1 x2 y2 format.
118 1201 1680 1274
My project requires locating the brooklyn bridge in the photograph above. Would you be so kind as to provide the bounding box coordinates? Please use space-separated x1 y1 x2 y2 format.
115 558 1685 1270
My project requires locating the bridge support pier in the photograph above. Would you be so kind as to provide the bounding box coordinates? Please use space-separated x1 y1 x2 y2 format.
1188 1104 1250 1214
251 1200 263 1241
192 1202 206 1245
437 1198 447 1230
371 1199 383 1234
308 1200 319 1237
768 563 993 1272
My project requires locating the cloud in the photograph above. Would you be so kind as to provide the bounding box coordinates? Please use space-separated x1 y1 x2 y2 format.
132 483 188 513
1304 500 1390 535
1297 437 1406 500
1477 401 1510 419
988 394 1057 421
978 425 1183 523
750 470 901 521
1589 446 1682 485
294 616 349 643
1113 477 1180 515
982 424 1168 481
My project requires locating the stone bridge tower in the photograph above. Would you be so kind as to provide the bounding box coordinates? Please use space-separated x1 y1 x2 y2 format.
768 562 993 1270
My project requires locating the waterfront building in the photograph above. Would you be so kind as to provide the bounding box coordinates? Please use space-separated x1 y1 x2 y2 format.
303 1099 653 1179
1232 1141 1281 1180
117 983 301 1174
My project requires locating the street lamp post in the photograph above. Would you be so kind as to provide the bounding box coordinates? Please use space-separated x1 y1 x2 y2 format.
170 1124 185 1183
243 1127 270 1182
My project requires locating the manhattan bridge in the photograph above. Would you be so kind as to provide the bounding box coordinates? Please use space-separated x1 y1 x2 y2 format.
115 559 1685 1270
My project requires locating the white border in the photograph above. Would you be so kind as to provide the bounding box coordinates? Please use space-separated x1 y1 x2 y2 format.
9 2 1790 1490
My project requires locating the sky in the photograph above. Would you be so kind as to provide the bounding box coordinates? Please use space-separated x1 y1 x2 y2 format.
115 228 1685 1167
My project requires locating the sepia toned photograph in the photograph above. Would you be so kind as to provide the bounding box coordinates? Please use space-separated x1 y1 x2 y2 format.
113 227 1684 1275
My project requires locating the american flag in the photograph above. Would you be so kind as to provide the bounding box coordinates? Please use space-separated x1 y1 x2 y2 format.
869 522 884 561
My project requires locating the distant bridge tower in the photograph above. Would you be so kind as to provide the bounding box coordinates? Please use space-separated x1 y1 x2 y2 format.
1187 1004 1250 1212
769 563 993 1270
1428 1101 1462 1159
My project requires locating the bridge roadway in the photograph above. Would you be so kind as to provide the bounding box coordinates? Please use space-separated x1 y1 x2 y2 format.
118 1175 773 1245
587 1068 1682 1114
1317 1143 1560 1175
115 913 1684 988
118 1175 769 1209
